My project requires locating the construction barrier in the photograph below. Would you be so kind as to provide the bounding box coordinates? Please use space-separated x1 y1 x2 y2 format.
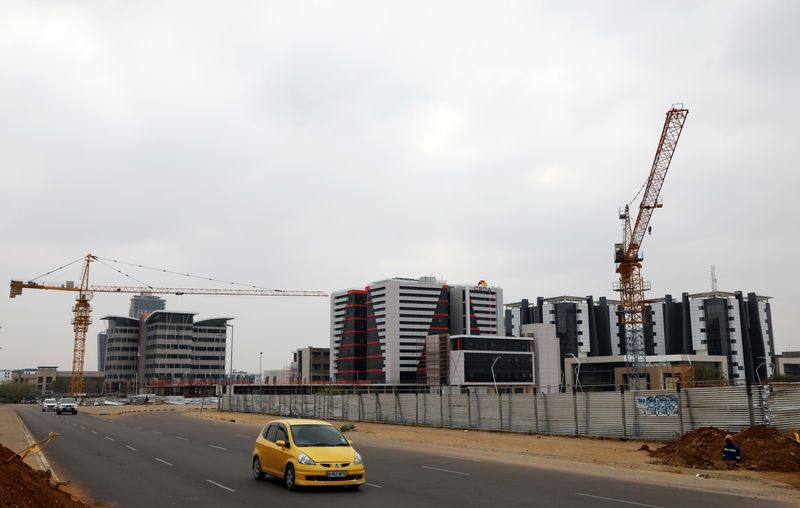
220 384 800 441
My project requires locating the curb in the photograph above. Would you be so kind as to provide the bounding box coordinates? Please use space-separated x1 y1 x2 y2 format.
14 410 60 483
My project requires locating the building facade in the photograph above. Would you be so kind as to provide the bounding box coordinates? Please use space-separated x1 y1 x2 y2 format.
331 277 503 385
129 293 166 319
505 290 776 385
103 311 230 393
97 330 108 372
290 347 331 383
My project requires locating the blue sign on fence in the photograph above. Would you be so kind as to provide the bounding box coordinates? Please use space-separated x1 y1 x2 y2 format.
635 395 678 416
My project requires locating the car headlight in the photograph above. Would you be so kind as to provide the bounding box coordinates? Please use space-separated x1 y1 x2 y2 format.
354 451 362 465
297 452 316 466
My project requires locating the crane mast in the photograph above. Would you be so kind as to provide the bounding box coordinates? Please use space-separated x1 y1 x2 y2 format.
10 254 327 397
615 106 688 390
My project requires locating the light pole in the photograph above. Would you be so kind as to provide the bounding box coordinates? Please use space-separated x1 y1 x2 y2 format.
259 352 263 384
226 323 234 383
491 356 502 394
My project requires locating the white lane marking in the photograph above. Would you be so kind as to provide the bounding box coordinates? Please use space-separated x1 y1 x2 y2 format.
420 465 470 476
176 436 189 441
80 426 85 430
91 430 98 435
209 445 228 451
125 445 138 451
100 418 113 423
206 479 235 492
235 434 250 438
152 431 162 435
155 458 173 466
105 436 115 441
576 493 663 508
135 427 141 430
366 482 383 488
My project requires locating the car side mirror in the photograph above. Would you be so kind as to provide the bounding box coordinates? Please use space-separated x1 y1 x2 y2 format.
276 439 286 448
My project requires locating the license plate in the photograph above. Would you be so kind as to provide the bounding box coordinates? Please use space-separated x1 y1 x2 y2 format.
327 470 347 478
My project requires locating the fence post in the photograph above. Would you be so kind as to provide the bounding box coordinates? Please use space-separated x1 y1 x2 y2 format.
375 392 380 423
572 386 579 435
415 392 419 425
358 394 364 421
533 390 539 433
620 385 627 438
393 387 398 424
676 382 684 437
467 390 472 429
498 392 503 431
746 380 755 427
439 389 444 427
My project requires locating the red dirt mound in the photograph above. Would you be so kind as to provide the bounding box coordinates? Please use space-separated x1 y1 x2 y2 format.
649 426 800 472
0 443 92 507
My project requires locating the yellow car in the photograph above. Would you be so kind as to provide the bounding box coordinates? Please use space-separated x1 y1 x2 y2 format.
251 419 365 490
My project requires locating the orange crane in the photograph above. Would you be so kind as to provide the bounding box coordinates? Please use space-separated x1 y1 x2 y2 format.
10 254 327 397
614 105 688 390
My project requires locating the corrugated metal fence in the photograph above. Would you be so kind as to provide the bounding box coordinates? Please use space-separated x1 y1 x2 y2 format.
220 385 800 441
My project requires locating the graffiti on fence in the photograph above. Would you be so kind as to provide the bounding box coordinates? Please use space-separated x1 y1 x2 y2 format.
635 395 678 416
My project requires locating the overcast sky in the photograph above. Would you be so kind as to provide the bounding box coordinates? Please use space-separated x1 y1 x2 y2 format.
1 1 798 374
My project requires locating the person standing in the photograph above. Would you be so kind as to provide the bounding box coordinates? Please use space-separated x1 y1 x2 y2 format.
722 434 742 469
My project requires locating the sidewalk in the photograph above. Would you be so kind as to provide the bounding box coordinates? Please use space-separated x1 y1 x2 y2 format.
0 404 44 471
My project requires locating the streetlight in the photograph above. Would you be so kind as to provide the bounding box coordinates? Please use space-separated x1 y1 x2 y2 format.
226 323 234 383
491 356 502 394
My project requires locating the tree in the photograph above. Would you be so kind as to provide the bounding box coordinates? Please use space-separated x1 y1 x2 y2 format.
0 383 37 403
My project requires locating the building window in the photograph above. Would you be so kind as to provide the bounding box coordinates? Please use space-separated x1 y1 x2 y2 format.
699 317 705 321
700 328 706 333
729 328 735 332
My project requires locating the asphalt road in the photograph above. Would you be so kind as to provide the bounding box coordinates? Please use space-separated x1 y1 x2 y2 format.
17 407 791 508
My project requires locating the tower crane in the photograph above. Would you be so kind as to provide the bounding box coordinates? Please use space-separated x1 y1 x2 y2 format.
614 105 688 390
10 254 327 397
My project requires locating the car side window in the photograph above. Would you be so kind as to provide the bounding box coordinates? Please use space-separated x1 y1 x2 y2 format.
265 424 278 442
276 426 288 443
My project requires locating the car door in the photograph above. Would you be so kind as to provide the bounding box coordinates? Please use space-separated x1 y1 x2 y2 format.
261 424 279 474
273 424 292 475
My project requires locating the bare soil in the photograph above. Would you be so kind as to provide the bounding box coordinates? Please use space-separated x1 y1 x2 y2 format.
650 426 800 472
0 443 96 508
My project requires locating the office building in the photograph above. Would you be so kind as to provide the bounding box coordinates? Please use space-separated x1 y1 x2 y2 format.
331 276 503 385
291 347 331 383
505 290 776 385
129 293 166 319
103 311 230 394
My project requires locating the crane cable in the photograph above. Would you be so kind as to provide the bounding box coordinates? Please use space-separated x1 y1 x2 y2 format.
28 256 87 282
93 256 278 291
92 257 154 289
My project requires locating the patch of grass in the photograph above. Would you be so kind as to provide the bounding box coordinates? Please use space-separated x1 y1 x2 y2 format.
339 423 356 433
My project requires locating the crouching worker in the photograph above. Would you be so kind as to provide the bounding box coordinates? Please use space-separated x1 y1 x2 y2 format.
722 434 741 469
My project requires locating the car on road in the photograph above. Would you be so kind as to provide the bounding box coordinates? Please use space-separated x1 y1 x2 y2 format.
251 419 365 491
42 398 57 412
57 397 78 415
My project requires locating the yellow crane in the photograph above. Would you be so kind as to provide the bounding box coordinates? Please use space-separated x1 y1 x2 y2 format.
10 254 327 397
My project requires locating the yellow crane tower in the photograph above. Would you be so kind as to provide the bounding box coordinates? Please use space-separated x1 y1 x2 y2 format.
10 254 327 397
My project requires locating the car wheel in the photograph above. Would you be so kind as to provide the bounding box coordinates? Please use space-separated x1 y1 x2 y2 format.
284 463 296 491
57 411 61 415
252 456 265 480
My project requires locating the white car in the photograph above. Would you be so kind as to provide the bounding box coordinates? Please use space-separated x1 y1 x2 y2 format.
57 398 78 415
42 398 57 412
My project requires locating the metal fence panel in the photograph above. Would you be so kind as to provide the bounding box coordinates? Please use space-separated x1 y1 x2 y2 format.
767 388 800 430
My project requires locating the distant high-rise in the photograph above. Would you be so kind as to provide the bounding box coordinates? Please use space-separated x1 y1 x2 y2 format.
97 330 108 371
129 293 166 318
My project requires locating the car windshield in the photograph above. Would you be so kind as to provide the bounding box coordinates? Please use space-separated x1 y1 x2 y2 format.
60 398 76 403
44 399 56 403
291 424 349 447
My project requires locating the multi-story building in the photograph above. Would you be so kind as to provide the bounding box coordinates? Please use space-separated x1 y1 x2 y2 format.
102 311 230 394
97 330 108 371
331 277 503 385
291 347 330 383
129 293 166 319
0 369 12 383
35 366 58 395
505 290 776 385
